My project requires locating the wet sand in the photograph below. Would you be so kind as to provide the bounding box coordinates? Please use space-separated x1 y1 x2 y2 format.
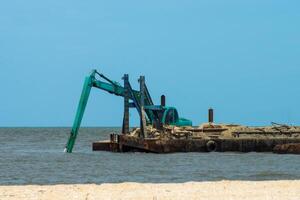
0 181 300 200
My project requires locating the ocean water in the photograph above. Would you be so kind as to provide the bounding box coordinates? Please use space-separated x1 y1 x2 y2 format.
0 127 300 185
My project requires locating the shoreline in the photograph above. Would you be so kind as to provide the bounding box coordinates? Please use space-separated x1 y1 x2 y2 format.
1 180 300 200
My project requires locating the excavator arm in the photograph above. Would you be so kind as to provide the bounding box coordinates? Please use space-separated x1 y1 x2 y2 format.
64 70 154 153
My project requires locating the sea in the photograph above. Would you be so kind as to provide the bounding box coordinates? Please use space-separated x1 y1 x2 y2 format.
0 127 300 185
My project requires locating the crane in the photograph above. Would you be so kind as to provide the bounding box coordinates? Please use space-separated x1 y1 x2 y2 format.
64 69 192 153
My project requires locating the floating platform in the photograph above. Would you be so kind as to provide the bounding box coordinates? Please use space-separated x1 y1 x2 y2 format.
93 135 300 153
93 123 300 153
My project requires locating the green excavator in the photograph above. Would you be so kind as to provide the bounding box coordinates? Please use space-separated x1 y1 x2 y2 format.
64 70 192 153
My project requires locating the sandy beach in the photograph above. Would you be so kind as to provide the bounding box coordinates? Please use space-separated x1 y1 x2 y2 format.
1 181 300 200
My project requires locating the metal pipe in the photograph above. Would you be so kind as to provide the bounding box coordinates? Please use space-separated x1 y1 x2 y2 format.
161 95 166 107
208 108 214 123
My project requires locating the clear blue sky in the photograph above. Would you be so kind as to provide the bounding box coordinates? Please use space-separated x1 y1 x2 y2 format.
1 1 300 127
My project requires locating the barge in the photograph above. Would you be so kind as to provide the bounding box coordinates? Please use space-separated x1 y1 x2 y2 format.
93 123 300 153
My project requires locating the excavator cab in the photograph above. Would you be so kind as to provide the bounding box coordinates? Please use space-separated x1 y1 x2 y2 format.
162 107 192 126
145 106 192 128
163 107 179 125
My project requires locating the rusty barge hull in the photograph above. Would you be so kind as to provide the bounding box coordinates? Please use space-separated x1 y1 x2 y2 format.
93 135 300 153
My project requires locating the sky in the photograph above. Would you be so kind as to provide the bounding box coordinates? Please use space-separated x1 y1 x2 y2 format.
0 0 300 127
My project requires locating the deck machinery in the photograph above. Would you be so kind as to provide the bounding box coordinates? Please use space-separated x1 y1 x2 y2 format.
65 70 192 153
